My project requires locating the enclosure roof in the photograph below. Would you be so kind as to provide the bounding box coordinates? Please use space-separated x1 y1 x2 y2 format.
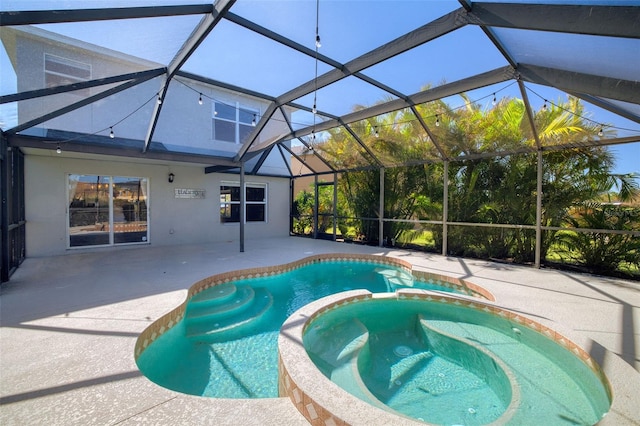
1 1 639 176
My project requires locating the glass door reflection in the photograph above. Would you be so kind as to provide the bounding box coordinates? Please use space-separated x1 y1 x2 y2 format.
68 175 110 247
113 177 148 244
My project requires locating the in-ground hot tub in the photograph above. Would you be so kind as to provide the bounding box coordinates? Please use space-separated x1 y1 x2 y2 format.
279 289 612 425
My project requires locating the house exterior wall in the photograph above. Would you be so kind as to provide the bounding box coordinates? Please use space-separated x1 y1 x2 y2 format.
6 25 293 258
24 152 290 257
6 26 291 165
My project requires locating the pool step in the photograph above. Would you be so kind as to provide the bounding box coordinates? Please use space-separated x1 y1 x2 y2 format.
306 319 389 411
186 286 255 321
185 287 273 341
189 282 238 305
376 268 414 290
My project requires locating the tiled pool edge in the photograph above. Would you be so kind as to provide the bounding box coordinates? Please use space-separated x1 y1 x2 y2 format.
277 289 629 426
134 253 494 359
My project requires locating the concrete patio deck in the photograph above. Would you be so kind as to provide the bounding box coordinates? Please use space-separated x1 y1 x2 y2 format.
1 237 639 425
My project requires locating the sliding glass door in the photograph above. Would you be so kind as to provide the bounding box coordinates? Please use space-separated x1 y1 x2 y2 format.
68 175 148 248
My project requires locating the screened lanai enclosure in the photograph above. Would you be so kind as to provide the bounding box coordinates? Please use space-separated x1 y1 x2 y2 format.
1 1 639 281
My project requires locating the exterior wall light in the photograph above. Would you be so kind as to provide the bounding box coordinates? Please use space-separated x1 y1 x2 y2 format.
168 173 175 183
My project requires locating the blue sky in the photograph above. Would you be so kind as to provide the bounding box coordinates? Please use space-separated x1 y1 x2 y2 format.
1 0 638 175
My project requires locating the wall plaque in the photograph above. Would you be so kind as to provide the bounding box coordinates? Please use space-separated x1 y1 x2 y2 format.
174 188 206 199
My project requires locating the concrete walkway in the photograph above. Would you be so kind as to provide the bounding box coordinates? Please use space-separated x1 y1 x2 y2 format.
1 237 639 425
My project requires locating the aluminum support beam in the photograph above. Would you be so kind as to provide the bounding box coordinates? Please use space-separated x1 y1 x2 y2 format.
442 161 449 257
282 66 514 143
568 92 640 125
518 79 542 150
469 3 640 39
313 175 319 240
535 150 543 268
6 75 157 135
379 167 385 247
234 102 278 161
276 8 468 107
239 162 245 253
0 4 214 26
333 172 338 241
144 0 235 152
1 68 165 105
518 64 640 105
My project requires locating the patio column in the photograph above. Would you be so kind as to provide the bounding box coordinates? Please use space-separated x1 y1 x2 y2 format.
535 150 543 268
313 174 318 239
379 167 384 247
442 160 449 256
333 172 338 241
239 162 245 253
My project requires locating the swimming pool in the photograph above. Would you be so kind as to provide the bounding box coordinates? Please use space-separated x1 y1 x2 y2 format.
281 289 611 425
135 254 492 398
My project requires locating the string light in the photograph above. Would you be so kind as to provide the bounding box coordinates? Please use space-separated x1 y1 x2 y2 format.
157 94 162 105
542 100 547 111
198 93 203 105
492 93 497 106
252 114 257 126
311 0 321 139
109 127 115 138
435 114 440 127
56 144 62 154
598 126 604 137
374 127 379 138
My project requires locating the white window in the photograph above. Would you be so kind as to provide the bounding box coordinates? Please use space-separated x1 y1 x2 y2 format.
45 54 91 95
220 182 267 223
213 101 258 144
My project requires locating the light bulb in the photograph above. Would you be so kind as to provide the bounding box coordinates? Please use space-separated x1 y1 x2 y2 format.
214 110 218 116
492 94 497 106
598 126 604 137
315 35 321 49
56 144 61 154
252 114 257 126
435 115 440 127
109 127 115 139
374 127 379 138
157 95 162 105
312 103 317 114
542 100 547 112
198 93 203 105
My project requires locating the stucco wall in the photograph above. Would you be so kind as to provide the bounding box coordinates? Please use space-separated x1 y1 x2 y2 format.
24 151 290 257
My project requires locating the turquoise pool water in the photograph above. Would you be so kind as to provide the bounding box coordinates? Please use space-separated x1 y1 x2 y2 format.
136 260 462 398
303 297 610 425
